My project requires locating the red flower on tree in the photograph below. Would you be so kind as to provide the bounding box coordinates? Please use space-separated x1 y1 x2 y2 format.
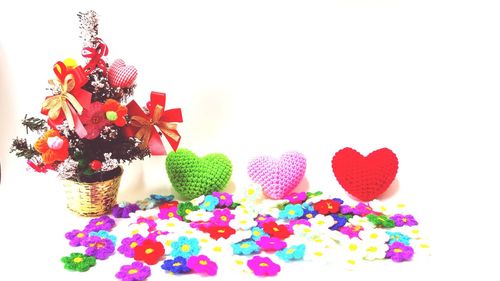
262 222 291 240
103 99 128 127
133 239 165 265
313 199 341 215
203 225 236 240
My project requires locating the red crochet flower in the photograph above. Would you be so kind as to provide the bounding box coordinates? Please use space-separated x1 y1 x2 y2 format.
159 201 179 209
313 199 341 215
103 99 128 127
133 239 165 265
262 222 291 240
204 225 236 240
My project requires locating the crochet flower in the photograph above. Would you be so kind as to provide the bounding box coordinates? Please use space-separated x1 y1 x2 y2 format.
204 225 236 240
292 224 315 239
232 240 260 255
161 257 191 274
61 253 96 272
127 223 150 238
85 215 116 232
247 256 280 277
309 214 335 230
89 230 117 246
171 236 200 259
136 217 157 231
339 225 363 239
250 227 269 241
187 255 218 276
386 231 411 246
313 199 341 215
363 242 389 261
103 99 128 127
200 195 219 211
256 236 287 252
359 228 390 244
34 129 69 164
213 192 233 207
276 244 306 261
263 222 291 240
82 236 115 260
350 215 375 230
200 242 232 259
399 225 423 239
410 238 431 256
301 207 318 220
208 208 235 226
80 101 109 139
133 239 165 265
146 230 169 241
350 202 375 216
279 204 304 220
185 210 213 222
112 203 140 218
255 214 275 227
366 214 395 228
115 261 151 281
386 242 414 262
150 194 175 207
118 234 146 258
156 219 189 233
284 192 307 204
233 183 263 204
176 201 200 219
158 206 182 220
229 215 258 230
65 229 89 247
390 214 418 227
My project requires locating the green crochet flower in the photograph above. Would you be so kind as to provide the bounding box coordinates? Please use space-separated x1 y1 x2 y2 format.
367 214 395 228
61 252 96 272
177 201 200 220
166 149 232 200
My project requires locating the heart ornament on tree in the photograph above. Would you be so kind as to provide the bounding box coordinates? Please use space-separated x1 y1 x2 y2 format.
331 147 398 202
108 59 138 88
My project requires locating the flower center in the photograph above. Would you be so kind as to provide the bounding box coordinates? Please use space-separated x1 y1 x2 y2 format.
47 136 64 150
221 216 227 221
145 248 154 254
349 244 358 251
402 218 408 222
200 260 208 265
173 262 181 266
273 227 279 232
106 111 118 121
259 262 268 267
253 231 260 236
220 195 226 200
128 269 138 274
96 242 104 249
181 244 190 252
73 257 83 263
289 210 295 215
217 229 225 233
168 212 174 218
241 243 250 249
186 209 192 214
76 233 85 238
130 242 138 248
214 246 222 252
394 248 403 253
287 248 295 254
370 233 378 239
248 189 255 195
367 246 377 252
96 221 104 226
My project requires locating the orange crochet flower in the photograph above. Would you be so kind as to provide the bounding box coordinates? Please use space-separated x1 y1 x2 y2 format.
34 129 69 165
103 99 128 127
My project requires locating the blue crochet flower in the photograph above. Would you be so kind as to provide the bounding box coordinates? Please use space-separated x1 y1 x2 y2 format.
301 207 318 220
301 203 315 212
276 244 306 261
279 204 304 220
88 230 117 246
200 195 219 212
231 240 260 255
250 227 269 241
386 231 411 246
150 194 175 206
161 257 191 274
171 236 200 258
329 214 348 231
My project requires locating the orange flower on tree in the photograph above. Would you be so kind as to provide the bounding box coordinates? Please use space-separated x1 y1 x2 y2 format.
34 129 69 165
103 99 128 127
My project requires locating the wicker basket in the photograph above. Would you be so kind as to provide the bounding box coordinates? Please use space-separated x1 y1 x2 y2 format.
62 167 123 217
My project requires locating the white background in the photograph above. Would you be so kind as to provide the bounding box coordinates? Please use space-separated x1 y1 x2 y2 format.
1 0 499 280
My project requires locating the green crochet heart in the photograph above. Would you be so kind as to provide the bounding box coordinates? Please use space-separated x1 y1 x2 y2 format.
166 149 232 200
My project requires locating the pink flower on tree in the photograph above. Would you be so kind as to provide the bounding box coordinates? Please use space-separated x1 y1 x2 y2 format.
80 102 109 139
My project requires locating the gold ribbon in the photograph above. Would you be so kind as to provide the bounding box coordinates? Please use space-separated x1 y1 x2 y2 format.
130 104 180 148
42 74 83 129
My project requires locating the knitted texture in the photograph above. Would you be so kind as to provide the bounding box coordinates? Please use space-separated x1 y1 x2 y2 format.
331 147 399 202
166 149 232 200
108 59 137 88
247 152 306 199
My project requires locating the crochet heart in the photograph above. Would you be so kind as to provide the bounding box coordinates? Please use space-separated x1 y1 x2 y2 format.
247 152 307 199
166 149 232 200
108 59 137 88
331 147 398 202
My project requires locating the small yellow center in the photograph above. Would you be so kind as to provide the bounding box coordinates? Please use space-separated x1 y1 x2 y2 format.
367 246 377 253
76 233 85 238
221 216 227 221
421 244 430 249
205 202 211 207
241 220 247 224
214 246 222 252
186 209 192 214
349 244 358 251
236 260 244 265
220 195 226 200
173 262 181 266
248 189 255 195
217 229 225 233
370 233 378 239
394 248 403 253
273 227 279 232
130 242 138 248
145 248 154 254
289 210 295 215
167 223 175 227
181 244 190 252
402 218 408 222
318 221 324 225
259 262 268 267
128 269 138 274
347 259 356 265
286 248 295 254
304 228 311 233
253 231 261 236
314 251 323 257
241 244 250 249
306 214 313 219
168 212 174 218
73 257 83 263
200 260 208 265
131 230 139 235
96 221 104 226
353 226 362 231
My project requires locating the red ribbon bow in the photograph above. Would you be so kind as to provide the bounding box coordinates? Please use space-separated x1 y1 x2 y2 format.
125 92 183 155
82 38 109 74
41 62 91 138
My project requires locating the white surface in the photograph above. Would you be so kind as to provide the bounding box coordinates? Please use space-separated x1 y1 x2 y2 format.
1 0 499 280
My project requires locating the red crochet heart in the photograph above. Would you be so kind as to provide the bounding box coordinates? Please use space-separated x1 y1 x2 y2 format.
331 147 398 202
108 59 137 88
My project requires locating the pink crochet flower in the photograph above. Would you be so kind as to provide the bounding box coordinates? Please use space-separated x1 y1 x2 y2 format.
208 209 234 226
187 255 217 276
247 256 280 276
158 206 182 221
256 236 287 252
80 102 109 139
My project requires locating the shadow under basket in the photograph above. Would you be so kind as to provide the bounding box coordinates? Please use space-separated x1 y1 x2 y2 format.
62 167 123 217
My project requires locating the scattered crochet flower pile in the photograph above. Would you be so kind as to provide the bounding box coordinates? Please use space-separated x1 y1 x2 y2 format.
61 188 430 278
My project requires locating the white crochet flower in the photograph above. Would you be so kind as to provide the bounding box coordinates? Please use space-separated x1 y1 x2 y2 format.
363 242 389 261
358 228 390 244
292 224 316 239
233 205 258 219
309 214 335 231
226 230 253 244
190 195 205 206
127 222 149 237
410 238 431 256
369 200 408 216
129 209 159 220
349 215 375 230
200 241 233 262
233 183 263 204
229 215 258 231
399 225 423 239
156 233 181 255
156 218 189 233
185 210 213 222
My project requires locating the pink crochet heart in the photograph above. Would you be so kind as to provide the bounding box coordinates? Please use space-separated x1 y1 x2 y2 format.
247 152 307 199
108 59 137 88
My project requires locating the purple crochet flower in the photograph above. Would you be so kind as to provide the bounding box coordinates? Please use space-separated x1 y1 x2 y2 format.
386 242 414 262
352 203 374 216
85 215 116 232
65 229 89 247
390 214 418 227
82 236 115 260
112 203 140 218
340 205 354 214
255 215 276 228
118 234 146 258
115 261 151 281
213 192 233 207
